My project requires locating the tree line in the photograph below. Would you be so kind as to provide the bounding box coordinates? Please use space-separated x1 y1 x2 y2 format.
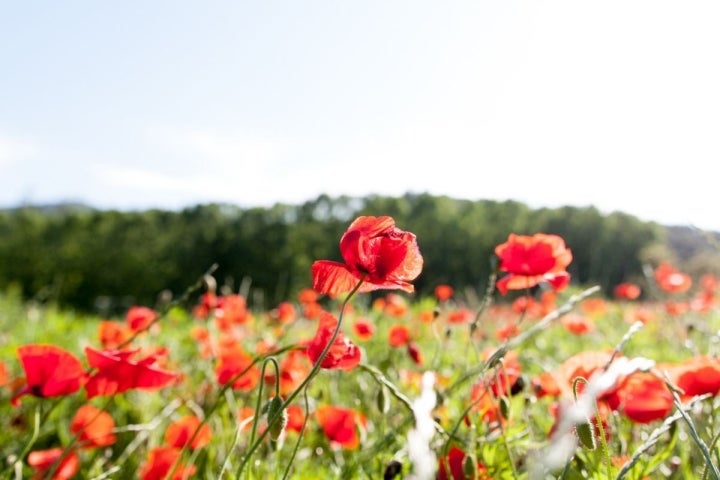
0 193 710 314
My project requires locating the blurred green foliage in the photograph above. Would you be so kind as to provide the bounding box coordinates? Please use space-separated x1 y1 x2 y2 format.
0 193 714 313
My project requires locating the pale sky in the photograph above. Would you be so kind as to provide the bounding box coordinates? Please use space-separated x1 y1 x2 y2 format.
2 2 719 230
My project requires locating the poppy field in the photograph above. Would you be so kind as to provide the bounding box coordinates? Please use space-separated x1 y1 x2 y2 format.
2 215 720 479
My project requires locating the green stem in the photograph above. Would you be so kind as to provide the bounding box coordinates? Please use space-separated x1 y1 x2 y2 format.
3 404 41 480
234 275 367 479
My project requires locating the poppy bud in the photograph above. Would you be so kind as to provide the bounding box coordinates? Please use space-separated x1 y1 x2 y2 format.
576 419 596 450
265 397 287 441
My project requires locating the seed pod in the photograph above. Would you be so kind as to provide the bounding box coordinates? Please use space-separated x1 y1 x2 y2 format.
266 397 287 441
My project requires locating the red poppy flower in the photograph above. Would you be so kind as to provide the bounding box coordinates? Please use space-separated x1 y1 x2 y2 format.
98 321 133 350
561 314 595 335
215 294 251 326
388 324 411 347
311 216 423 297
70 404 117 448
302 301 323 320
84 346 180 398
434 284 454 302
546 350 615 399
352 317 376 341
447 308 474 324
214 343 261 391
271 301 297 324
140 446 196 480
613 282 642 300
165 415 212 450
605 372 673 423
286 405 306 433
494 233 572 295
668 356 720 398
27 447 80 480
11 344 87 406
305 311 361 371
654 262 692 293
126 306 157 332
316 405 367 450
298 288 318 304
437 446 489 480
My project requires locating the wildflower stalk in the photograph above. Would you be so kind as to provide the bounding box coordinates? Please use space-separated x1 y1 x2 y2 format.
615 394 709 479
444 285 601 399
280 387 311 480
234 274 367 479
248 357 281 447
163 345 297 480
4 405 41 480
668 388 720 480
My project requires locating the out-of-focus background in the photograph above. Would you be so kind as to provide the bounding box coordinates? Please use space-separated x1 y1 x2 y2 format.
2 1 718 229
2 2 719 312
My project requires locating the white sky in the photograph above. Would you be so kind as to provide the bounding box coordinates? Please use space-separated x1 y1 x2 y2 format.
1 2 719 230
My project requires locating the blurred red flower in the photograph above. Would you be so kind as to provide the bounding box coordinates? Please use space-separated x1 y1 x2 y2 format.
311 216 423 297
286 404 307 433
316 405 367 450
613 282 642 300
437 445 489 480
388 324 411 347
667 356 720 399
654 262 692 293
84 346 180 398
215 294 251 326
306 312 361 371
140 446 196 480
165 415 212 450
12 344 87 406
271 301 297 324
561 314 595 335
125 306 157 333
215 343 261 391
605 372 673 423
98 321 133 350
434 284 454 302
494 233 572 295
352 317 376 341
27 447 80 480
70 404 117 448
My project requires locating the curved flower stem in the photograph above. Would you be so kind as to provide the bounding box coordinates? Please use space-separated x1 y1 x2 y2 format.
248 357 281 447
163 345 296 480
235 275 367 479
